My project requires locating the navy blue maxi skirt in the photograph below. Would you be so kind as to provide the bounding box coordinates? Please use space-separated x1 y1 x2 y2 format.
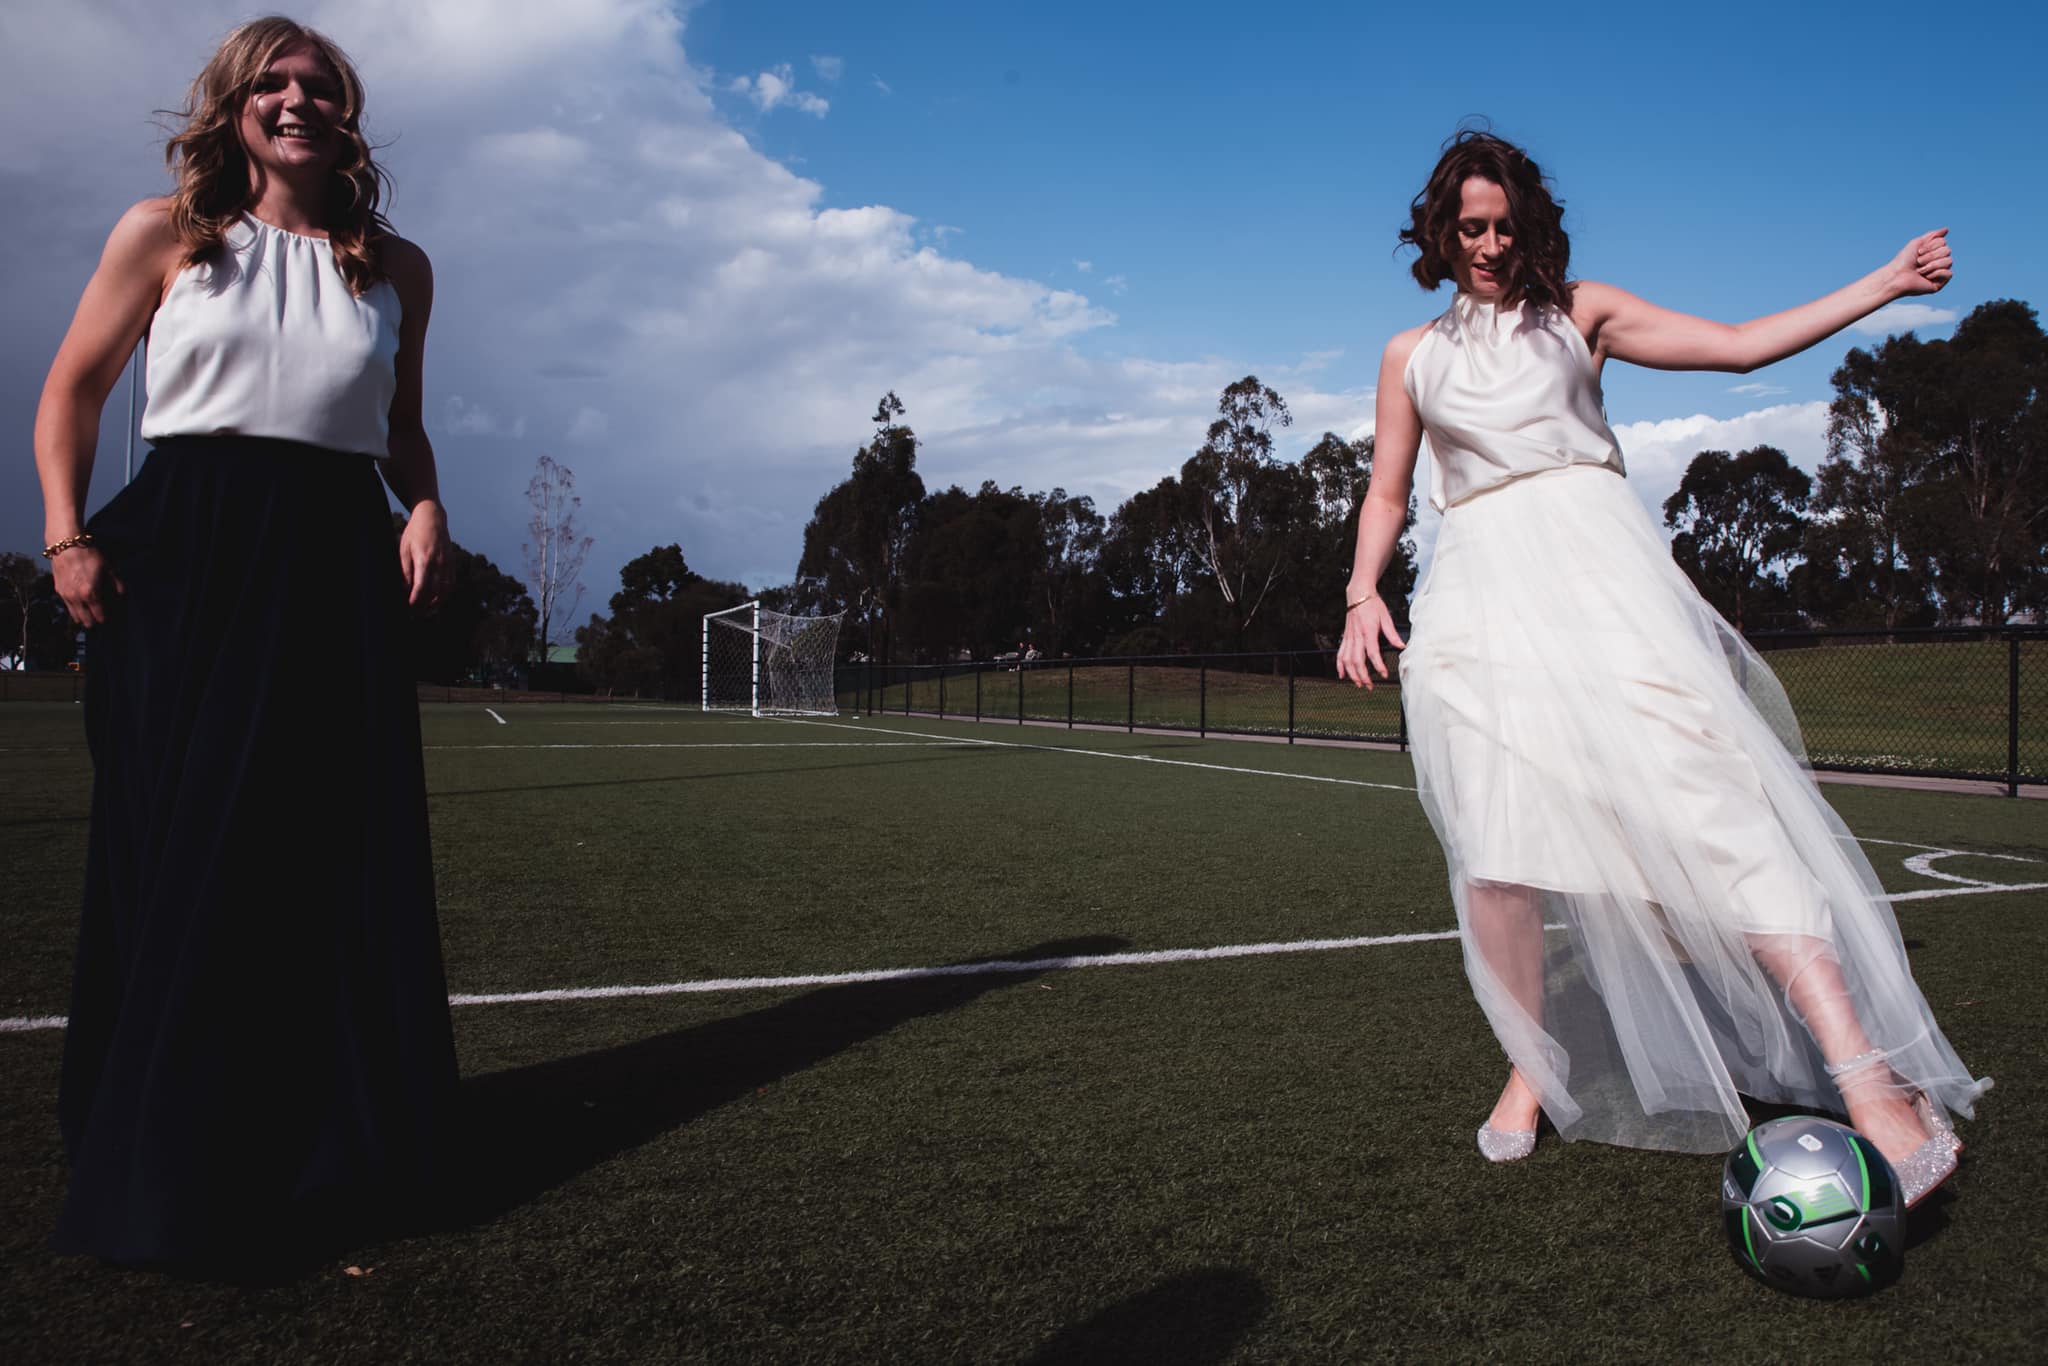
54 437 458 1265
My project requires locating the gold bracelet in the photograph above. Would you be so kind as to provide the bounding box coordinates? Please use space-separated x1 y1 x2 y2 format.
1345 592 1378 612
43 532 94 559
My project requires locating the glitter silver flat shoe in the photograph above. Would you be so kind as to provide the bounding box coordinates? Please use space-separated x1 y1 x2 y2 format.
1477 1124 1536 1163
1895 1131 1959 1209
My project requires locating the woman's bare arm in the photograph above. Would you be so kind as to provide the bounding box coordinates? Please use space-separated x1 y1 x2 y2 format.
1336 326 1424 690
378 236 449 608
33 198 183 624
1573 229 1953 374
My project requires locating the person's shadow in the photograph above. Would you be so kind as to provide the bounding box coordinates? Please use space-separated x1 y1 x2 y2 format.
443 935 1129 1228
1021 1267 1268 1365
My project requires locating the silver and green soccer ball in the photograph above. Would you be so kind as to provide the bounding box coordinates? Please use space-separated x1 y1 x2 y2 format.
1722 1116 1904 1298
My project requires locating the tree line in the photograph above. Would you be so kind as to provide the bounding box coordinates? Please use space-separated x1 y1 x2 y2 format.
751 381 1417 669
1664 299 2045 629
6 298 2034 688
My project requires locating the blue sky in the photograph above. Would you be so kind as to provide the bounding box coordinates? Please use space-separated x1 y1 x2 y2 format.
696 0 2046 421
3 0 2043 600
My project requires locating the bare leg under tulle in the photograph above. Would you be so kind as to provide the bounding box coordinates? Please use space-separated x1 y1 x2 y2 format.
1477 894 1936 1166
1469 881 1545 1134
1751 936 1937 1162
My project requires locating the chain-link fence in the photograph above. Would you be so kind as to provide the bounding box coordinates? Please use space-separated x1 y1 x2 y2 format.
1745 628 2044 794
840 627 2045 794
841 650 1409 746
7 626 2039 792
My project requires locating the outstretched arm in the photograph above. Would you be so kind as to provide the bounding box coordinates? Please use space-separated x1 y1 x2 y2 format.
1573 228 1953 374
1335 328 1422 690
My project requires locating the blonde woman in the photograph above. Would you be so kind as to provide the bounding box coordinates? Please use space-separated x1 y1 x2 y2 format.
34 16 457 1264
1339 131 1987 1204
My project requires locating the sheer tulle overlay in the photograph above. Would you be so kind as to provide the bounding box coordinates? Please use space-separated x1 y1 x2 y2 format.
1401 464 1991 1154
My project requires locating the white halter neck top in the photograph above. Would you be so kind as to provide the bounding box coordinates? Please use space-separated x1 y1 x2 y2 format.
139 215 402 458
1403 292 1625 512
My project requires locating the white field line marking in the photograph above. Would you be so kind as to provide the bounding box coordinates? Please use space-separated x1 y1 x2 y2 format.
0 931 1465 1031
445 930 1471 1006
779 717 1421 793
5 849 2043 1033
484 708 508 726
423 741 974 751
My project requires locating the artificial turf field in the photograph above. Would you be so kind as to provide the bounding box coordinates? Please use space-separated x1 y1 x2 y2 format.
1 701 2043 1363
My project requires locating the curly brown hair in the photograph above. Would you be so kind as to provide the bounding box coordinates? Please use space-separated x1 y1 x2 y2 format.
163 16 391 296
1398 129 1573 312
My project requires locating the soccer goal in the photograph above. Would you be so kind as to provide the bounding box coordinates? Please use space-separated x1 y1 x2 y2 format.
702 601 846 716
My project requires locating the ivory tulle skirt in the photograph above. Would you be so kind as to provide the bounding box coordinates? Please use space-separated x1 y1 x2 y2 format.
1400 465 1990 1154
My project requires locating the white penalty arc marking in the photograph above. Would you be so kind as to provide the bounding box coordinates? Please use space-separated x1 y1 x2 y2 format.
484 708 508 726
779 716 1421 793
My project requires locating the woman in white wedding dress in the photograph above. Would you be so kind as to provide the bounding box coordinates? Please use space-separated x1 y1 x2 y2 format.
1337 131 1988 1204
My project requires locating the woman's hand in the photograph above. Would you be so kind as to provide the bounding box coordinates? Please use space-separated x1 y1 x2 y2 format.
1336 596 1407 691
52 545 124 628
398 500 450 609
1887 228 1953 298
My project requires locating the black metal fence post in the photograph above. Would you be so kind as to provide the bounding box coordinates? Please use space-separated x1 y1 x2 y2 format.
1287 652 1296 744
975 664 982 722
2011 630 2022 799
1199 659 1207 739
1067 661 1075 728
1127 662 1135 732
1017 662 1024 725
939 667 946 720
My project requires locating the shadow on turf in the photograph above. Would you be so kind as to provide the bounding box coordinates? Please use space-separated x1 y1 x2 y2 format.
441 934 1130 1230
1021 1267 1268 1365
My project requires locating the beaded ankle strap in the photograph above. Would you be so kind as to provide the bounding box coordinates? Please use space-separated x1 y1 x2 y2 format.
1823 1047 1889 1079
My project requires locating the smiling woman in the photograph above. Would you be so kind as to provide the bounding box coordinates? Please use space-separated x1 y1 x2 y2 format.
30 15 458 1270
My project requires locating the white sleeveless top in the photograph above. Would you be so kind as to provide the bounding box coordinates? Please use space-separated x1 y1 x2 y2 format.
140 215 402 458
1403 292 1625 511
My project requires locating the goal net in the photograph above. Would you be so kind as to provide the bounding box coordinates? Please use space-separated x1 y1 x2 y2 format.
702 601 845 716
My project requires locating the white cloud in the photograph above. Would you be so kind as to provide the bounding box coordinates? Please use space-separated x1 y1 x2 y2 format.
1727 381 1787 397
1073 259 1093 273
872 76 893 95
1103 273 1128 295
567 407 610 444
810 54 844 83
730 64 829 117
0 0 1404 598
1850 301 1957 336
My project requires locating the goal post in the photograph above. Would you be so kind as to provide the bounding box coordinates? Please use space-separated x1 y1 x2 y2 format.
702 601 845 716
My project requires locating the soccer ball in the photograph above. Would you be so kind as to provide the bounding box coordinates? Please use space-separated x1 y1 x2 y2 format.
1722 1116 1904 1298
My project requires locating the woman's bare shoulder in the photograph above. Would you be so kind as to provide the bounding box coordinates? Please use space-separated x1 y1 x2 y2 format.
378 234 434 313
1381 319 1436 374
380 233 432 284
106 197 183 258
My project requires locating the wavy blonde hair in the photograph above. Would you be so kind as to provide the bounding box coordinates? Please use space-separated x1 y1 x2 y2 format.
164 16 391 295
